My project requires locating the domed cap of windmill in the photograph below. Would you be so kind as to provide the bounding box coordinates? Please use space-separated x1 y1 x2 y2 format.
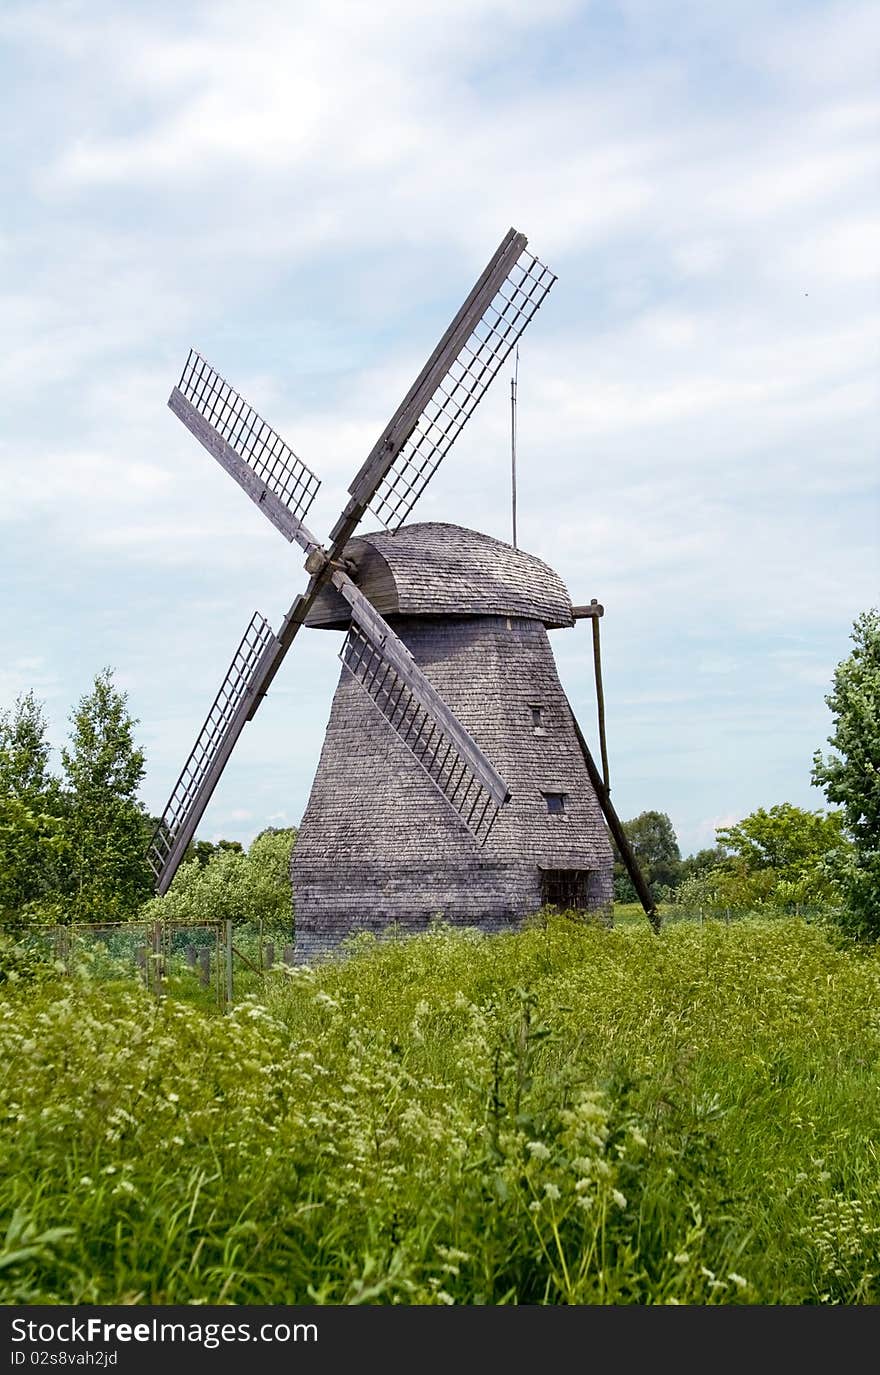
305 522 574 630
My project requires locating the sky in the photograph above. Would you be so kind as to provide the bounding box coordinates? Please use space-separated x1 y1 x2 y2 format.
0 0 877 860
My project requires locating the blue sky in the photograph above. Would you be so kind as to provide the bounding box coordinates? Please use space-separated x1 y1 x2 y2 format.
1 0 877 858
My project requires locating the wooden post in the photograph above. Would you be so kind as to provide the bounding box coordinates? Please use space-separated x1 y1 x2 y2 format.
225 920 234 1009
265 941 274 970
283 944 296 967
152 921 164 999
198 947 211 988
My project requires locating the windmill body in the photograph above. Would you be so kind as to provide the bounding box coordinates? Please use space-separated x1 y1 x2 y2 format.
294 522 613 960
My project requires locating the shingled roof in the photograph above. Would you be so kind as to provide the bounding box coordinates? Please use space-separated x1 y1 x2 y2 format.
306 522 574 629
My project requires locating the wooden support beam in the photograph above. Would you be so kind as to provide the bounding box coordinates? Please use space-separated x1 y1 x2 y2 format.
572 600 604 619
564 693 659 933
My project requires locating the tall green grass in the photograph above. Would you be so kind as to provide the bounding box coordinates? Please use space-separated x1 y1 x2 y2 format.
1 916 878 1304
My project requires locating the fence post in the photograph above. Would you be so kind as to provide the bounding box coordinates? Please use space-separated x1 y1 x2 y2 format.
225 919 234 1010
197 946 211 988
152 921 164 999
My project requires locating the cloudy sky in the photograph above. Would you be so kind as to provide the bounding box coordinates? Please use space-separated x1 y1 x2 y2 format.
1 0 877 860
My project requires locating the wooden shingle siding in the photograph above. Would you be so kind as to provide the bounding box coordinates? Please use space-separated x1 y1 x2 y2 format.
305 522 574 630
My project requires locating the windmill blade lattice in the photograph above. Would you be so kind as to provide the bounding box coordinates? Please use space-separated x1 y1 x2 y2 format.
349 233 556 532
170 350 321 547
337 583 509 845
147 612 279 893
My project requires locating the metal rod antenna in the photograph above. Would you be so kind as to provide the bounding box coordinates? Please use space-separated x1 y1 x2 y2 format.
510 346 519 548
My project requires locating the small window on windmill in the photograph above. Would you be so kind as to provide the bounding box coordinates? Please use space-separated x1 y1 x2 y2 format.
530 704 546 735
542 791 566 815
541 869 590 911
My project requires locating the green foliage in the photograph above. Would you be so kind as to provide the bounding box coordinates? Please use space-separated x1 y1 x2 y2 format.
614 809 682 901
60 670 153 922
0 694 68 925
0 798 69 927
716 803 847 879
679 846 728 883
185 838 244 867
144 827 296 935
0 691 55 805
672 803 849 916
812 608 880 940
0 918 878 1304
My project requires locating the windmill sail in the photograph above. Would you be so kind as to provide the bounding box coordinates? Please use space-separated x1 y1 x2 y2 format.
147 613 281 894
169 350 321 549
340 228 556 534
334 572 509 844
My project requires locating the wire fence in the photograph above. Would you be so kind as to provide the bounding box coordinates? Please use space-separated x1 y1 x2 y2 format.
9 920 299 1010
658 901 829 927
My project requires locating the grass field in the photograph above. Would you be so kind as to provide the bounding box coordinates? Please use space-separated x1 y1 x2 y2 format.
1 914 878 1305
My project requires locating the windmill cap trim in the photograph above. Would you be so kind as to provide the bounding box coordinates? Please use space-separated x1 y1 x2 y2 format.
305 522 574 629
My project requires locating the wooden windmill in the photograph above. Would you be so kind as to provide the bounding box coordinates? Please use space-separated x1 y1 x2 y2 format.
147 228 657 955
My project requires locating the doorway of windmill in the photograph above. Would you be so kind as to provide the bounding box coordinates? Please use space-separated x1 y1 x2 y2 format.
540 868 592 912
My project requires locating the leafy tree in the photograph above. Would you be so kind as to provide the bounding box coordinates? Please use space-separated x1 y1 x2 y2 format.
0 691 56 805
248 827 296 887
673 803 850 915
0 693 66 924
716 804 847 881
144 827 296 934
614 810 682 901
0 796 69 927
812 608 880 939
184 838 244 868
679 846 728 882
60 669 153 921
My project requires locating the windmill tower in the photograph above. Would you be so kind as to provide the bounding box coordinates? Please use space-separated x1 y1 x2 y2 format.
147 228 657 950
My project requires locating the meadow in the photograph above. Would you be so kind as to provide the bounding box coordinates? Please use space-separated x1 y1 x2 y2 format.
1 914 878 1305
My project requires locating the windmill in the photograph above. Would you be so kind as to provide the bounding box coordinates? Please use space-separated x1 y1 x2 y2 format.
147 228 657 956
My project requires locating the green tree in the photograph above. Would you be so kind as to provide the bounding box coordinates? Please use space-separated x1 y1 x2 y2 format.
675 803 850 915
716 804 847 881
614 810 682 901
61 669 153 921
144 828 295 934
812 608 880 939
0 693 66 924
679 846 728 882
0 691 55 804
183 838 244 868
